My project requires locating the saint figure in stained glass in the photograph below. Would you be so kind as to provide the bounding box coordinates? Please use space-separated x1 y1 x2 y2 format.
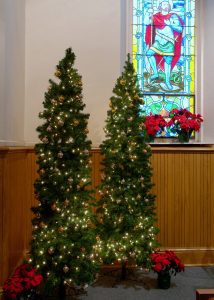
145 0 184 91
133 0 195 137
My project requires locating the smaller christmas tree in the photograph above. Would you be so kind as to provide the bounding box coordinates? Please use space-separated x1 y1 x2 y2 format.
29 48 99 296
95 54 159 279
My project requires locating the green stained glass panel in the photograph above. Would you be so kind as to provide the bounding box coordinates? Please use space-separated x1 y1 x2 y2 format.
141 95 194 137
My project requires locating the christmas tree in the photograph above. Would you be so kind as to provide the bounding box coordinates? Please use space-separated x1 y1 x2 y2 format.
95 54 159 278
29 48 99 295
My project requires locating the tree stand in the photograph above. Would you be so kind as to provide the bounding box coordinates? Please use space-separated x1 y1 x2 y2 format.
58 280 66 299
121 261 127 280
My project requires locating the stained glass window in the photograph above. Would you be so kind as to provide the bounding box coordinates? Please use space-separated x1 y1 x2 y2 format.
132 0 196 137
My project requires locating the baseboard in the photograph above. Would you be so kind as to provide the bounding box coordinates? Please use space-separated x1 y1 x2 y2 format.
160 248 214 266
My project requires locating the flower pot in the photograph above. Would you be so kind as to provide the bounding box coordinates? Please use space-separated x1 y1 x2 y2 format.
157 272 171 289
177 130 193 143
145 134 155 143
17 289 39 300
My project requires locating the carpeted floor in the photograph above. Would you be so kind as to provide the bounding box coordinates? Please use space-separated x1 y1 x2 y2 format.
2 267 213 300
78 266 214 300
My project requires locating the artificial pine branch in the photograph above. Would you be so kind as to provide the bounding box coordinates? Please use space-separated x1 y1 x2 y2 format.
95 54 159 278
29 48 99 295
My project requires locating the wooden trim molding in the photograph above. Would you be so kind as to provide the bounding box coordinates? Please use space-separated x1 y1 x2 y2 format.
151 146 214 152
160 248 214 266
196 289 214 300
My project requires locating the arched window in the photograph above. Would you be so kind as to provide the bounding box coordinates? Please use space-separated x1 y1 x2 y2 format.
132 0 196 137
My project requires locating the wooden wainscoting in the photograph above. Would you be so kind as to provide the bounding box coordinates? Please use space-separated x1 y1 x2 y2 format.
0 148 38 287
0 146 214 286
0 152 4 287
150 147 214 265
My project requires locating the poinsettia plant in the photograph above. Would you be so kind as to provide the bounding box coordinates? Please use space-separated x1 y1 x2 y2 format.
3 263 43 299
150 250 185 276
168 108 203 135
144 113 167 140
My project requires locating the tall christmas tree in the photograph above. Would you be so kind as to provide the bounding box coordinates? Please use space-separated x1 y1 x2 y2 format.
96 54 159 278
29 48 99 295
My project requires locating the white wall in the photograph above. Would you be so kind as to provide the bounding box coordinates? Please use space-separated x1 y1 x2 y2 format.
0 0 25 145
0 0 213 146
0 0 5 141
25 0 121 147
202 0 214 142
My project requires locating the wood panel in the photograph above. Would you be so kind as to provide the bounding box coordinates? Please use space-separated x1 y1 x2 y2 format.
89 148 214 255
196 289 214 300
25 152 38 251
150 149 214 250
91 149 103 200
0 154 4 285
89 147 214 265
0 148 37 287
0 146 214 287
2 151 28 284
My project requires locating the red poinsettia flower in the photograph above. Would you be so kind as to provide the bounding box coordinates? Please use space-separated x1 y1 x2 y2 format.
31 274 43 287
144 114 167 137
168 108 203 134
150 250 185 275
3 263 43 299
153 263 162 272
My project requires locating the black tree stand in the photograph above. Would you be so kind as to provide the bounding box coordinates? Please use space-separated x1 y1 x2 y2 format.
121 261 127 280
58 280 66 299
